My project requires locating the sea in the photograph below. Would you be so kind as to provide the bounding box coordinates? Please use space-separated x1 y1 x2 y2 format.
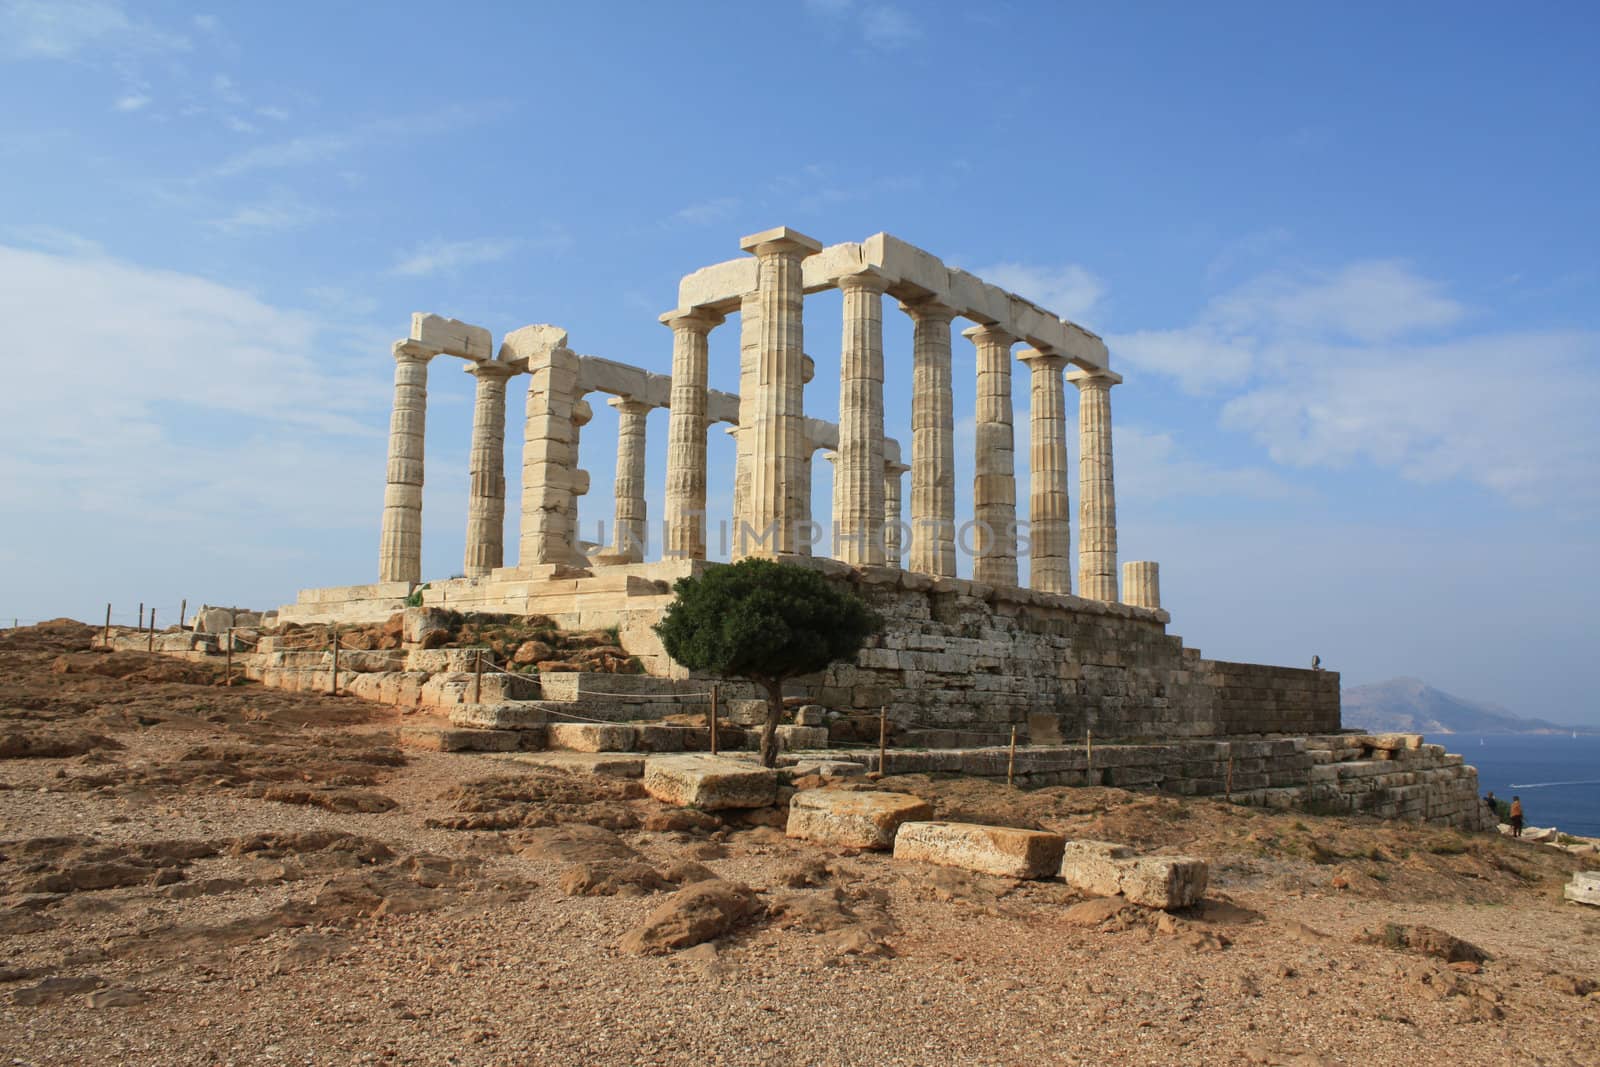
1451 733 1600 838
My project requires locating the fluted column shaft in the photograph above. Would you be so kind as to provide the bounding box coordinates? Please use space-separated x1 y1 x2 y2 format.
883 460 908 568
834 270 888 566
463 361 515 577
607 397 652 561
661 309 723 559
1021 349 1071 594
966 324 1018 586
1122 561 1160 610
740 229 819 557
1072 371 1119 601
379 344 433 583
565 398 593 553
733 291 761 556
904 299 957 576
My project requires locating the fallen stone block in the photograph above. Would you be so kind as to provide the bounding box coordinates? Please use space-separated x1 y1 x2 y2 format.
787 790 933 850
397 726 519 753
795 705 827 726
644 755 778 810
546 722 637 752
1057 840 1137 897
502 752 645 778
449 702 550 730
1116 856 1209 910
1566 871 1600 907
785 759 866 779
727 698 768 726
893 821 1065 879
777 725 829 751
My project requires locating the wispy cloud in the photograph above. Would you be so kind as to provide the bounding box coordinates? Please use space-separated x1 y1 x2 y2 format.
670 197 741 226
0 0 189 60
975 261 1106 320
805 0 923 50
390 237 521 278
209 190 324 234
112 92 150 112
205 105 500 180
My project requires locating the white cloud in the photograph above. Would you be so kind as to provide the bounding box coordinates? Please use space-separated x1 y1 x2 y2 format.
0 0 188 59
1115 426 1308 504
976 261 1105 320
671 197 741 226
113 92 150 112
1112 257 1600 509
391 237 520 278
206 106 496 180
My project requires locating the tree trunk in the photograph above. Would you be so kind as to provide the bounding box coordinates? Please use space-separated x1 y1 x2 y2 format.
758 677 785 769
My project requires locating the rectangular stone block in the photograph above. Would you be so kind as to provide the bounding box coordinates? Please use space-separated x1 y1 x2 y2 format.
398 726 520 753
411 312 492 360
1566 871 1600 907
449 702 550 730
546 723 638 752
643 755 779 810
893 821 1065 879
1059 841 1208 910
787 790 934 850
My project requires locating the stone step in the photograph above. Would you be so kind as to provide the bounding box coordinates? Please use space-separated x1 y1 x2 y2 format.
497 751 646 778
397 725 525 753
892 822 1065 879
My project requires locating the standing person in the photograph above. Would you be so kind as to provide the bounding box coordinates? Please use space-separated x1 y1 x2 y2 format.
1509 795 1524 838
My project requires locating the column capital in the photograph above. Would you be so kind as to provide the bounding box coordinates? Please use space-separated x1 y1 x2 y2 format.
962 322 1017 346
739 225 823 258
836 266 889 294
884 459 910 476
1066 367 1124 390
464 359 517 381
1017 346 1067 369
607 395 654 416
898 296 958 323
659 307 726 332
392 339 438 363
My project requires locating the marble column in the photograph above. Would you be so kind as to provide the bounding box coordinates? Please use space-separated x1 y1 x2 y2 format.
1069 369 1121 602
883 459 909 568
661 308 723 559
518 341 581 567
565 397 593 554
902 298 957 576
738 226 822 558
1020 348 1071 595
609 397 652 562
834 269 888 566
462 360 516 577
965 324 1018 587
1122 561 1160 610
379 341 434 584
733 290 761 557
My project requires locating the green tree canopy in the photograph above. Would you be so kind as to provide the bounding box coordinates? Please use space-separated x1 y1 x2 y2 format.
654 559 880 766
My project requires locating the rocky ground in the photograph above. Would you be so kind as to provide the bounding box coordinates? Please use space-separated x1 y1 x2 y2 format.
2 620 1597 1066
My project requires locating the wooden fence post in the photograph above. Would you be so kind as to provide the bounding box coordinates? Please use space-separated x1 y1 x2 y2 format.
330 627 340 695
180 599 186 631
103 603 111 647
709 683 720 756
878 706 888 777
138 602 144 632
225 628 234 687
1008 726 1018 787
473 649 483 704
147 610 155 652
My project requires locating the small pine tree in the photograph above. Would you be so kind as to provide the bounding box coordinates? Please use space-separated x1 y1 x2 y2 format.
654 559 880 767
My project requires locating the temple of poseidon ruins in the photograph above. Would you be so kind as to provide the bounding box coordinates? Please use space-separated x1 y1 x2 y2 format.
137 227 1491 830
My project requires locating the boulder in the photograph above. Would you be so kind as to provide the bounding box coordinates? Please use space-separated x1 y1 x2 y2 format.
1057 840 1209 910
1565 871 1600 907
402 607 454 647
618 879 764 955
892 821 1065 879
643 755 779 810
787 790 932 850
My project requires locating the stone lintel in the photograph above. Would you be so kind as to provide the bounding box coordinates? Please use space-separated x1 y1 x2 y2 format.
410 312 492 361
739 225 824 257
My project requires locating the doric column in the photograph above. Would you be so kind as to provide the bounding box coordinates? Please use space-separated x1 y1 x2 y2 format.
834 269 888 566
518 344 580 567
738 226 822 558
379 341 434 584
1020 348 1071 595
902 298 957 576
883 459 909 568
965 324 1018 587
565 398 593 553
1122 561 1160 610
608 396 652 562
733 290 761 556
660 308 723 559
462 360 516 577
1069 369 1121 601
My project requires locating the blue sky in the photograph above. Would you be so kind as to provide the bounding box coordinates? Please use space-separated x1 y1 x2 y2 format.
1 1 1596 721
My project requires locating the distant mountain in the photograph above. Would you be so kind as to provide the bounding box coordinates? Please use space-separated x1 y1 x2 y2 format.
1343 677 1585 735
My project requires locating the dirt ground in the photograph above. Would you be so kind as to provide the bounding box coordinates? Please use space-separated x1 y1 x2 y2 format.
2 619 1597 1066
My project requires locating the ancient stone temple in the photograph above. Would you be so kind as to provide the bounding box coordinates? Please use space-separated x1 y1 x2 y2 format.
283 226 1337 740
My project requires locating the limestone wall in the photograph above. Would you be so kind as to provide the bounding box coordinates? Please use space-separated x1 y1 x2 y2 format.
1201 658 1341 736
